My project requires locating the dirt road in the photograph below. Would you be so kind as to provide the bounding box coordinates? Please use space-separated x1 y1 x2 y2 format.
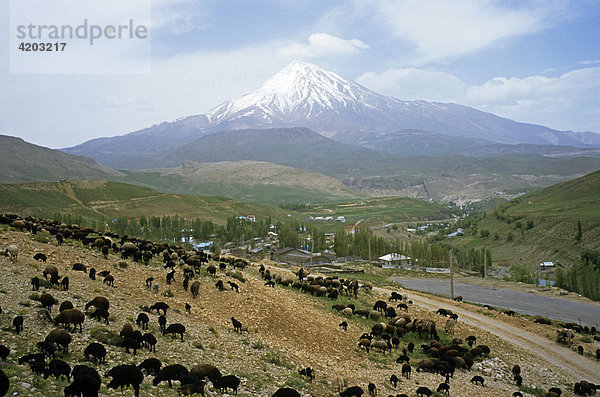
386 287 600 382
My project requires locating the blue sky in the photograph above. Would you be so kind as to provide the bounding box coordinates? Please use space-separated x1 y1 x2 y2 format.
1 0 600 148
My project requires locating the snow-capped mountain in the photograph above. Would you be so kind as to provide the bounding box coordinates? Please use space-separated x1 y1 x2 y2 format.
64 60 600 169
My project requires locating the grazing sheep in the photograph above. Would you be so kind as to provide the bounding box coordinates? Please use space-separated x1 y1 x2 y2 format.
44 359 71 382
85 296 109 312
207 265 217 276
466 335 477 347
106 364 144 397
89 268 96 280
5 245 18 262
145 277 154 289
72 263 87 272
471 375 485 386
65 365 101 397
158 315 167 333
136 313 149 330
189 363 222 384
367 382 376 396
416 386 432 397
191 281 201 298
40 292 56 311
272 388 301 397
33 253 47 262
98 270 111 278
227 281 239 292
45 328 72 353
231 317 243 332
142 333 157 352
0 345 9 361
339 321 348 331
122 335 141 356
358 339 371 353
548 387 562 395
84 342 107 364
512 365 521 379
60 277 69 291
54 309 85 333
515 374 522 387
389 374 398 388
216 280 225 290
437 383 450 395
42 265 59 279
149 301 169 315
0 369 8 397
183 275 190 291
185 303 191 313
138 358 162 376
31 276 40 291
153 364 189 388
444 318 456 335
13 316 23 334
103 274 115 287
18 353 45 366
298 367 314 381
340 386 364 396
577 345 584 355
163 323 186 340
59 300 74 313
88 306 110 324
166 270 175 285
401 363 411 379
596 348 600 361
178 380 207 396
213 374 241 394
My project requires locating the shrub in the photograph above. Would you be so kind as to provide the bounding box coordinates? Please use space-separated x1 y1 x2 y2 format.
479 229 490 238
29 292 41 301
526 220 534 229
231 272 246 283
507 232 513 242
193 341 204 350
32 232 51 243
163 289 174 298
116 260 128 269
90 327 122 346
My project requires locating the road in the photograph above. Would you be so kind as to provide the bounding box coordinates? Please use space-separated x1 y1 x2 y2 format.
393 278 600 327
375 285 600 382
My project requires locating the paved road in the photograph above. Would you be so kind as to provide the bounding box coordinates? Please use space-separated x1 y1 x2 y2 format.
393 278 600 327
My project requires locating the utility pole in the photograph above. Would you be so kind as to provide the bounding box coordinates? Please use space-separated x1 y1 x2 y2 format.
450 249 454 299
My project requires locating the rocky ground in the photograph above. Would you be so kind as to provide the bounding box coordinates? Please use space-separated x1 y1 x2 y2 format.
0 228 598 396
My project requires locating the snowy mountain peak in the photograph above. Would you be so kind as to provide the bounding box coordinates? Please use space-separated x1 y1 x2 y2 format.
206 61 378 123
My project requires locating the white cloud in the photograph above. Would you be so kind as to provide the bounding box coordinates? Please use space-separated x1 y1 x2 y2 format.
356 66 600 132
357 68 466 102
354 0 551 65
280 33 369 59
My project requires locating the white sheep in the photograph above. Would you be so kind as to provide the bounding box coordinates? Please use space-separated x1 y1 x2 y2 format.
5 245 18 262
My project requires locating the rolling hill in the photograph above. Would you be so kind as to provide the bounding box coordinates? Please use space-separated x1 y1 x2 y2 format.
446 170 600 265
0 135 123 183
126 160 361 205
0 180 293 225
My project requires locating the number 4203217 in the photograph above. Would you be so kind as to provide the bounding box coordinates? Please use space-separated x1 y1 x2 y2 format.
18 42 66 51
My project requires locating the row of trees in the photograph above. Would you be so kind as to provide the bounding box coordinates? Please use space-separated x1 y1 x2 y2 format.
555 250 600 301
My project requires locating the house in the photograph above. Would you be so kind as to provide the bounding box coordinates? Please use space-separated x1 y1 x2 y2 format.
336 216 346 222
446 228 464 237
378 253 412 268
271 247 315 265
539 261 555 270
246 215 256 222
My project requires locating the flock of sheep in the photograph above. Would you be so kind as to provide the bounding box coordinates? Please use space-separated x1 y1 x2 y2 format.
0 213 599 396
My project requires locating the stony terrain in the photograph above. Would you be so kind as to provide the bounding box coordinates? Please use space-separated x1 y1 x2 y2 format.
0 228 598 396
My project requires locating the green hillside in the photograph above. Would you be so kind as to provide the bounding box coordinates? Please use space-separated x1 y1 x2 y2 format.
0 180 292 226
0 135 122 183
447 169 600 266
125 160 361 205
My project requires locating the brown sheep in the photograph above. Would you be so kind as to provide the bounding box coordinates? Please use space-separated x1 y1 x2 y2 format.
45 329 72 353
54 309 85 333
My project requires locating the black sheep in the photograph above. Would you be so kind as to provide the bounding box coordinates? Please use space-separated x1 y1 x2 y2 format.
64 366 101 397
578 345 584 355
103 274 115 286
153 364 189 388
36 341 56 359
138 358 162 376
13 315 23 334
163 323 186 340
122 336 141 355
89 268 96 280
367 383 376 397
207 265 217 276
515 374 522 387
183 275 190 291
416 386 432 397
0 345 9 361
340 386 364 396
142 333 157 352
59 300 74 312
44 359 71 382
298 367 314 381
471 375 485 386
18 353 45 366
231 317 243 332
166 270 175 285
0 369 9 397
272 388 301 397
89 307 110 324
158 315 167 333
216 280 225 290
136 313 149 330
185 303 191 313
227 281 239 292
106 364 144 397
213 374 241 394
72 263 87 272
339 321 348 331
31 276 40 291
437 382 450 395
40 292 56 312
84 342 106 363
33 253 47 262
145 277 154 289
150 302 169 316
191 281 201 297
389 374 398 388
85 296 109 312
60 276 69 291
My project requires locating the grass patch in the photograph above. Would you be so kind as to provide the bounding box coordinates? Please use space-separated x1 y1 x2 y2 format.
252 341 266 350
193 341 204 350
32 231 51 243
519 385 547 397
231 272 246 283
163 289 174 297
90 326 122 346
